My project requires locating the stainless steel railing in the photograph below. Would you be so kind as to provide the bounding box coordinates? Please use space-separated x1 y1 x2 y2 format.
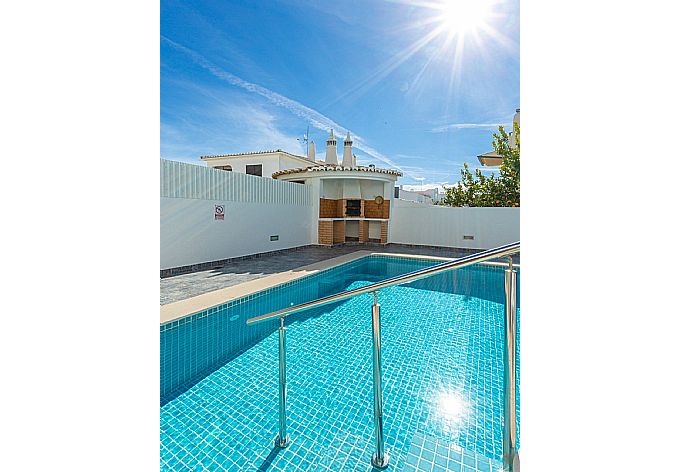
247 241 520 325
503 257 519 472
247 241 520 471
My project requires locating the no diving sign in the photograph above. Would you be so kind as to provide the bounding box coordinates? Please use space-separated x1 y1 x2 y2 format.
214 204 225 221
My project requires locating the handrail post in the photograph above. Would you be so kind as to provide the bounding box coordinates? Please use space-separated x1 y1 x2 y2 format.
275 317 290 448
503 261 519 471
370 291 390 469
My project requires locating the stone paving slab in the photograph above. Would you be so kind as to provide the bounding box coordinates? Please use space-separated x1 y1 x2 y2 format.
160 250 371 323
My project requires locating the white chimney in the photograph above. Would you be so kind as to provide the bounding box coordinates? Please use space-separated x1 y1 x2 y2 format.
325 129 338 165
308 141 315 161
342 131 353 167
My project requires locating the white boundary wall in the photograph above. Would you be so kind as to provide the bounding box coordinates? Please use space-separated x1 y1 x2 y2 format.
161 160 313 270
390 199 519 249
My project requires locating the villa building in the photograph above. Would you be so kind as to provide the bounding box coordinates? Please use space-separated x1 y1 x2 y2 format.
396 187 443 204
395 187 433 205
199 149 315 178
477 108 520 167
200 129 402 246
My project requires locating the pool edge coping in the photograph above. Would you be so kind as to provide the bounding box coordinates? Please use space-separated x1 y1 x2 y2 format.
160 250 373 323
372 252 521 268
160 251 520 324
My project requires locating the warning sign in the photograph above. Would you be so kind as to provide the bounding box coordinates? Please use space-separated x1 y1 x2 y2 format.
214 205 225 220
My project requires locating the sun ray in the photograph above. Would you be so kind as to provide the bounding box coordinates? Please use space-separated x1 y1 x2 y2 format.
445 23 470 114
322 24 447 108
324 0 510 109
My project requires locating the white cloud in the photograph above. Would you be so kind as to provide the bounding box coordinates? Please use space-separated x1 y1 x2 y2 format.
162 37 402 171
431 123 504 132
161 99 305 161
396 163 459 182
225 106 304 155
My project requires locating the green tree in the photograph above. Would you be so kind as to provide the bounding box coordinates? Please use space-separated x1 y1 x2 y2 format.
442 124 520 207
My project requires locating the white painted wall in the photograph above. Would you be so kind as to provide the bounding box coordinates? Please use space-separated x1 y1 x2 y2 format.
360 180 385 199
160 160 313 270
390 199 519 249
319 177 388 200
345 220 359 238
342 179 361 199
322 179 343 199
161 198 312 269
202 153 312 178
278 155 311 171
309 179 322 243
369 220 381 240
161 160 518 270
208 156 280 177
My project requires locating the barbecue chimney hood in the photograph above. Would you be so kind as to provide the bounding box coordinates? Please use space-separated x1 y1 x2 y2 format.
342 180 362 199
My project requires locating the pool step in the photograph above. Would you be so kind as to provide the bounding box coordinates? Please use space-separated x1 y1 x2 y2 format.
402 433 503 472
255 432 385 471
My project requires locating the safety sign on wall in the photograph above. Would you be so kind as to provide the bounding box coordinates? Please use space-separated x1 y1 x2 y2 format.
214 204 225 221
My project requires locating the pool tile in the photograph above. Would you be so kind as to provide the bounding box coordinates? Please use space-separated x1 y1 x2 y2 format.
161 258 519 470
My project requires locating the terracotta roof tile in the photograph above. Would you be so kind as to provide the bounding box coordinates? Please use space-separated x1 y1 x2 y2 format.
272 164 402 178
200 150 312 162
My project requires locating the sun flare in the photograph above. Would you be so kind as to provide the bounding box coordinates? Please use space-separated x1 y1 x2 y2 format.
438 0 491 38
325 0 509 106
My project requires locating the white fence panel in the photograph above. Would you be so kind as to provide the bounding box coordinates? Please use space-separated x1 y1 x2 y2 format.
161 160 313 270
390 199 519 249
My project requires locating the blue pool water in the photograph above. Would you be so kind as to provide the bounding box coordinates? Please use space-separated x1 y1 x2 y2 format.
160 255 519 471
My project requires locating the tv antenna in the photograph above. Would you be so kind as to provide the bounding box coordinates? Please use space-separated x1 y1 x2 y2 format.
297 125 310 154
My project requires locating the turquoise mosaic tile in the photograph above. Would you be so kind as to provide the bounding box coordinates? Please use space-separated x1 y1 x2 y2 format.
160 255 461 401
160 256 519 470
402 433 502 471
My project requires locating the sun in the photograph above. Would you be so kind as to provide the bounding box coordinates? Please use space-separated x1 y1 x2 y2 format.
327 0 509 105
438 0 492 39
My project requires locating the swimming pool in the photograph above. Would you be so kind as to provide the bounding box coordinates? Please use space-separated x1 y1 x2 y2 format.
160 254 519 471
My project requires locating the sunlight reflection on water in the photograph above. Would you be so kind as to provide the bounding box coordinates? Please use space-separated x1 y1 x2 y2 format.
429 387 472 441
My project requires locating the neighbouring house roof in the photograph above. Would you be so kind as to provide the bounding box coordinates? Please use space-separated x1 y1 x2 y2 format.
477 150 504 167
273 164 403 179
477 150 502 158
200 149 315 165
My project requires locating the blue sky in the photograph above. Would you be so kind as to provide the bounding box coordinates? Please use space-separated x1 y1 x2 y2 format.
161 0 519 190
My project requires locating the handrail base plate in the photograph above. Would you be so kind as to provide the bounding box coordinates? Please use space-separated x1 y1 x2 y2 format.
274 434 290 449
371 452 390 469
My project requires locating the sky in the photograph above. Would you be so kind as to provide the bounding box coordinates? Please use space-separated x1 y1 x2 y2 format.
161 0 519 191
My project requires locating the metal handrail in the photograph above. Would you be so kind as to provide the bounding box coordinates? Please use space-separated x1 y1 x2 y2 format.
249 240 521 471
246 241 520 325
